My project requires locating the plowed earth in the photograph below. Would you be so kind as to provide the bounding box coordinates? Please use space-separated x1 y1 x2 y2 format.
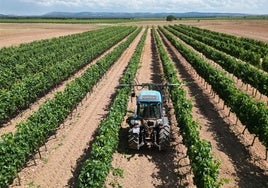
0 23 101 48
1 20 267 188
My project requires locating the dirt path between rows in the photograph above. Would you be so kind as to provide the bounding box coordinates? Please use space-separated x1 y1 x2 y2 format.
159 29 268 188
10 29 144 188
106 28 195 187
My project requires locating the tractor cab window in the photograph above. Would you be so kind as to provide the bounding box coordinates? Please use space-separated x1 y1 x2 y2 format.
137 102 161 118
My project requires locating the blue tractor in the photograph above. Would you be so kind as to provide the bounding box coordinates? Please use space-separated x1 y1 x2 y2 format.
123 83 173 150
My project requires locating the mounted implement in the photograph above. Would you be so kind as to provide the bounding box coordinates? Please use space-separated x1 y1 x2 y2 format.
119 82 180 150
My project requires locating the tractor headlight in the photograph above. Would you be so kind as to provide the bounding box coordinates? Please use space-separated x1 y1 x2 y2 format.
130 119 141 128
157 119 163 127
158 119 163 123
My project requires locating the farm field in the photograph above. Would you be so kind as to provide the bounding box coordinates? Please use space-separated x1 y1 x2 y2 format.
179 19 268 43
0 19 267 187
125 19 268 42
1 19 268 48
0 23 102 48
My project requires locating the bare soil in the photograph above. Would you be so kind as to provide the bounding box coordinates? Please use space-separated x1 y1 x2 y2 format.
187 20 268 43
0 23 101 48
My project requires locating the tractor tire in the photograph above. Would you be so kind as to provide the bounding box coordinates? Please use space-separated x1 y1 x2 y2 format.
128 129 140 150
159 126 170 150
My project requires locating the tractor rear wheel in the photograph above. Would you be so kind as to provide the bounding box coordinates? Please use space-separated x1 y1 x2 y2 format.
128 129 140 150
159 126 170 150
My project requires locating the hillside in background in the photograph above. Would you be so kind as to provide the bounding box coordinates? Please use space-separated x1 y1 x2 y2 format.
42 12 251 18
0 11 262 18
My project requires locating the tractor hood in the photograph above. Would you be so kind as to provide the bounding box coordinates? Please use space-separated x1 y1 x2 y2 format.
137 90 162 103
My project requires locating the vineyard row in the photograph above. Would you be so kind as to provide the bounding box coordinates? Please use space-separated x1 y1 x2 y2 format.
154 28 221 187
0 26 136 125
78 26 223 188
160 26 268 151
78 27 148 188
166 25 268 97
173 24 268 70
0 27 141 187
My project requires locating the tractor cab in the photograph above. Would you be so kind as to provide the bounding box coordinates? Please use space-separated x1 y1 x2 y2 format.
136 90 162 119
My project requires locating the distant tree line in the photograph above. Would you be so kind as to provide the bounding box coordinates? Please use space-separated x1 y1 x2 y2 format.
166 15 177 21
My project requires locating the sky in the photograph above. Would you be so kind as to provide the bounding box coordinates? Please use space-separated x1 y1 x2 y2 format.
1 0 268 16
